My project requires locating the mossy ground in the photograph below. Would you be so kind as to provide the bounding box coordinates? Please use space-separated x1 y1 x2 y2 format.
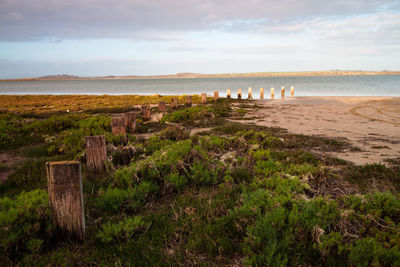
1 96 400 266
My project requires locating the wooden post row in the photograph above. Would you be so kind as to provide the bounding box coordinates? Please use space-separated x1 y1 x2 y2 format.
227 89 231 99
111 115 127 136
260 88 264 99
271 87 275 99
46 161 85 240
281 87 285 99
125 112 136 133
248 87 252 99
238 89 242 100
141 105 151 120
171 98 178 109
214 91 219 101
291 86 295 97
186 95 192 107
201 93 207 104
158 101 166 112
85 135 107 172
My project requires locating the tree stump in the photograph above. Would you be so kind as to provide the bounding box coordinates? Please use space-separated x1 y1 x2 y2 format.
141 105 151 121
248 87 252 99
85 135 107 172
281 87 285 99
227 89 231 99
271 87 275 99
171 98 178 109
186 96 192 107
158 101 166 112
260 88 264 99
238 89 242 100
214 91 219 101
125 112 136 133
201 93 207 104
46 161 85 240
111 115 127 136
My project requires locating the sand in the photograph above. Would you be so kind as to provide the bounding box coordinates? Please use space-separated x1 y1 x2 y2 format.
244 97 400 165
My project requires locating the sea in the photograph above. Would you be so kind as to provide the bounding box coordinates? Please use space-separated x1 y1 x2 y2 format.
0 75 399 99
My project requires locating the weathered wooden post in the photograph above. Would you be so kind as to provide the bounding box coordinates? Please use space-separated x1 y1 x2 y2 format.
238 89 242 100
46 161 85 240
227 89 231 99
291 86 295 97
214 91 219 101
201 93 207 104
248 87 252 99
281 87 285 99
171 98 178 109
125 112 136 133
271 87 275 99
186 95 192 107
111 115 127 136
158 101 166 112
260 88 264 99
141 105 151 121
85 135 107 172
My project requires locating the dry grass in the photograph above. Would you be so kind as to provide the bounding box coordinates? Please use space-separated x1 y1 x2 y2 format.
0 95 204 115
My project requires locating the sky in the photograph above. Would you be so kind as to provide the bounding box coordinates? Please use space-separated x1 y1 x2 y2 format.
0 0 399 78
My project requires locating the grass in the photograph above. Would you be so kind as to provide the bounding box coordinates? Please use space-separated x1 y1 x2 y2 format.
1 96 400 266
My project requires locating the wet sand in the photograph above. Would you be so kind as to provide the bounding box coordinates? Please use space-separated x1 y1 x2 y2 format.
245 97 400 165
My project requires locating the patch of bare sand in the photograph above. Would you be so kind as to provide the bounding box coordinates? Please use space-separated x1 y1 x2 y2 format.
244 96 400 165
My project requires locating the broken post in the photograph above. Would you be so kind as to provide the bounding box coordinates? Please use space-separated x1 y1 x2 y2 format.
46 161 85 240
111 114 127 136
271 87 275 99
201 93 207 104
214 91 219 101
248 87 252 99
158 101 166 112
125 112 136 133
238 89 242 100
141 105 151 121
186 95 192 107
85 135 107 172
171 98 178 110
227 89 231 99
260 88 264 99
291 86 295 97
281 87 285 99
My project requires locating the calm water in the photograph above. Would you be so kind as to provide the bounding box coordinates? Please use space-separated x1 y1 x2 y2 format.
1 75 399 99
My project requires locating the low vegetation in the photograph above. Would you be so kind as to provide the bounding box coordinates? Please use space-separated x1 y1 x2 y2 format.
0 95 399 266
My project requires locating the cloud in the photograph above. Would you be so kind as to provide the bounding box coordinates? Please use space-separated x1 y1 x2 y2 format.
0 0 399 40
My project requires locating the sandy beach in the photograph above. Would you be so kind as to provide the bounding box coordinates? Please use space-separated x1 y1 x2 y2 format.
243 96 400 164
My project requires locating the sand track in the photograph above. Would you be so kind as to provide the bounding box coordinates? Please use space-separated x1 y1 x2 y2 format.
349 99 400 126
245 97 400 165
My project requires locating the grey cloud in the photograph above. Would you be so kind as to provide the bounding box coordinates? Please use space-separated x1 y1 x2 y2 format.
0 0 399 40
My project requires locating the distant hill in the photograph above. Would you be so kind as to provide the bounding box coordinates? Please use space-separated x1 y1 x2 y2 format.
37 74 80 80
1 70 399 82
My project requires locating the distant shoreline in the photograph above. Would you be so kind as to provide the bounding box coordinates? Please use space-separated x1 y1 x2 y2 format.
1 70 399 82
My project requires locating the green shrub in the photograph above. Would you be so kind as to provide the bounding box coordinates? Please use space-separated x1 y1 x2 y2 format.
166 172 188 190
158 126 189 141
344 163 400 191
96 216 147 243
0 189 53 258
190 161 219 185
145 136 174 155
161 106 216 124
47 115 111 156
96 182 159 212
